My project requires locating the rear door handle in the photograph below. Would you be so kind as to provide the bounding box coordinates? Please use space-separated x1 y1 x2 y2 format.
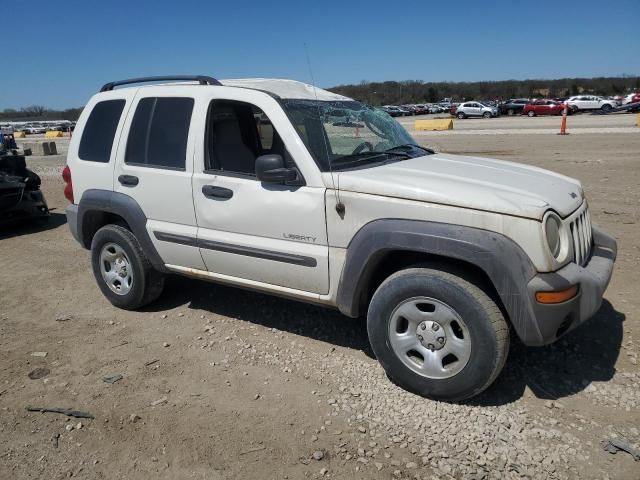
118 175 139 187
202 185 233 200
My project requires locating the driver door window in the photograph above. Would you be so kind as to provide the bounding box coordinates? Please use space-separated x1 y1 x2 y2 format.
205 100 290 177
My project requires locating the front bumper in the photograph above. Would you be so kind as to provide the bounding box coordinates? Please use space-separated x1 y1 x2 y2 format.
522 226 617 346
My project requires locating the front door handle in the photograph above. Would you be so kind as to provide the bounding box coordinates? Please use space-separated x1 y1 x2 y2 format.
118 175 139 187
202 185 233 200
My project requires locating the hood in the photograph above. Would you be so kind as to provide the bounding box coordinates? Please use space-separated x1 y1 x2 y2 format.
332 153 583 220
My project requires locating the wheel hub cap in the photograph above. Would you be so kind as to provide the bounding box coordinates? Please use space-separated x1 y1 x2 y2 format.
416 320 446 351
388 297 472 379
99 243 133 296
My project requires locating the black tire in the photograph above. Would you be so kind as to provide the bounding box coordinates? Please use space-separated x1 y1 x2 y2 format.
482 112 492 118
507 109 515 116
601 104 612 111
456 112 465 119
367 267 509 402
527 110 535 117
91 224 165 310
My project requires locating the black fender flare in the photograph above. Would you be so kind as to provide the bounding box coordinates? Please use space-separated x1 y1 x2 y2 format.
336 219 541 343
76 189 167 272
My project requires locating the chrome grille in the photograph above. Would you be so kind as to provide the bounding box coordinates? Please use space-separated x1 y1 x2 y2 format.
568 205 592 266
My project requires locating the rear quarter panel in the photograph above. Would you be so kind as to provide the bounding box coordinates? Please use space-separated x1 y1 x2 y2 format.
67 90 137 201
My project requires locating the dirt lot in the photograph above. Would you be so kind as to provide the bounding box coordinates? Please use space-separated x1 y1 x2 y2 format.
1 114 639 479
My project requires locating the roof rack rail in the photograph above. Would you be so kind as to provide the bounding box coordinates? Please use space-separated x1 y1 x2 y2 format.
100 75 222 92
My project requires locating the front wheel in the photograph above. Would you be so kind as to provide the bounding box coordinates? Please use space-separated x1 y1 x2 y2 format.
367 267 509 402
601 104 612 111
482 112 492 118
456 112 465 119
91 224 165 310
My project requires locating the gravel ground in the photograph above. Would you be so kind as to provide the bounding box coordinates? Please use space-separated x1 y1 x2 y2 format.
1 115 639 479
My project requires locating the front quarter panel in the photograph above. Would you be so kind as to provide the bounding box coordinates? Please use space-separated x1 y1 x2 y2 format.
325 190 553 271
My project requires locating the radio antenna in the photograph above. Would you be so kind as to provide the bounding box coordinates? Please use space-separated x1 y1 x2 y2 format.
303 43 345 218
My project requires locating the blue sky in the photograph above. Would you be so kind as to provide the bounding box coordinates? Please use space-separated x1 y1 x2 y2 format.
2 0 638 109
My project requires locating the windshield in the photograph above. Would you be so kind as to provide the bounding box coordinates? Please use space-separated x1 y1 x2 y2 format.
280 100 431 171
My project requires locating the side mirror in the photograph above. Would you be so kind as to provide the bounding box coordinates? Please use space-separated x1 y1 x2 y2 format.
255 154 300 184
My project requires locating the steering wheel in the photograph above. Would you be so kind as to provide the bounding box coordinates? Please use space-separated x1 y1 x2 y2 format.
352 141 374 154
364 114 391 140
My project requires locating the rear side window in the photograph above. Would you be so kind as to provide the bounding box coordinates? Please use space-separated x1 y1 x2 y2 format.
78 99 125 162
125 97 194 170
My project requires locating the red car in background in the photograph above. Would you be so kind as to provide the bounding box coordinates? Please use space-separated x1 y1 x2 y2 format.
523 100 567 117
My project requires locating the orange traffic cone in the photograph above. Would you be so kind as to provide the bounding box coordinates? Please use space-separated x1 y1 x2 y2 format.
559 103 568 135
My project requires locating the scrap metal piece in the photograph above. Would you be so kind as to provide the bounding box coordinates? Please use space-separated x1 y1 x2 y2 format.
102 374 123 384
0 148 49 224
26 406 95 419
602 439 640 461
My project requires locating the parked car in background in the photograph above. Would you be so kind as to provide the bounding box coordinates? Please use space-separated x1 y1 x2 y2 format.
401 105 418 116
523 100 567 117
15 125 34 134
567 96 616 112
454 102 499 119
412 104 429 115
19 125 47 134
622 93 640 105
499 99 529 116
380 106 405 117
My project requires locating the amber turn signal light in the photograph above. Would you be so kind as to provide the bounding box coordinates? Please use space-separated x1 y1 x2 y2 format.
535 285 579 304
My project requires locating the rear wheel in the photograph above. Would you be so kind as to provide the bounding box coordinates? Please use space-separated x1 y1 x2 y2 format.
507 109 515 116
91 224 165 310
527 110 536 117
367 267 509 402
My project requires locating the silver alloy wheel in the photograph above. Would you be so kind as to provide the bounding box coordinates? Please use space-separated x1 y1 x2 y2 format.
100 242 133 296
388 297 471 379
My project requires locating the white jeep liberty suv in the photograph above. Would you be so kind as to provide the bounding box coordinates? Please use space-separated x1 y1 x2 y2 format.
64 75 617 401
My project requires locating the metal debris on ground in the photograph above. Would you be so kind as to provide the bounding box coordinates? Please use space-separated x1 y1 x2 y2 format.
144 359 159 366
52 433 60 448
26 406 95 419
602 438 640 461
28 368 50 380
102 374 123 384
55 314 73 322
30 352 47 357
150 397 168 406
240 445 266 455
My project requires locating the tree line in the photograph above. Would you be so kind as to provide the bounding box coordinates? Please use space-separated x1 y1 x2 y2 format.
2 76 638 120
0 106 83 122
329 76 640 105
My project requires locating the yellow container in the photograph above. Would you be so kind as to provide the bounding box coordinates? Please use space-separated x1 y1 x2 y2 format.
45 131 64 138
415 119 454 131
14 131 26 138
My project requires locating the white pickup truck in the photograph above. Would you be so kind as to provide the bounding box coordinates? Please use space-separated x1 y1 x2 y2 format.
64 75 616 401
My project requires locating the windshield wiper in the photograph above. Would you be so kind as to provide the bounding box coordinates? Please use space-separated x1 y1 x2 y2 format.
384 144 434 155
331 151 412 169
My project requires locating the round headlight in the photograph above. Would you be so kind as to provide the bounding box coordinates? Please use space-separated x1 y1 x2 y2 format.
544 213 562 258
